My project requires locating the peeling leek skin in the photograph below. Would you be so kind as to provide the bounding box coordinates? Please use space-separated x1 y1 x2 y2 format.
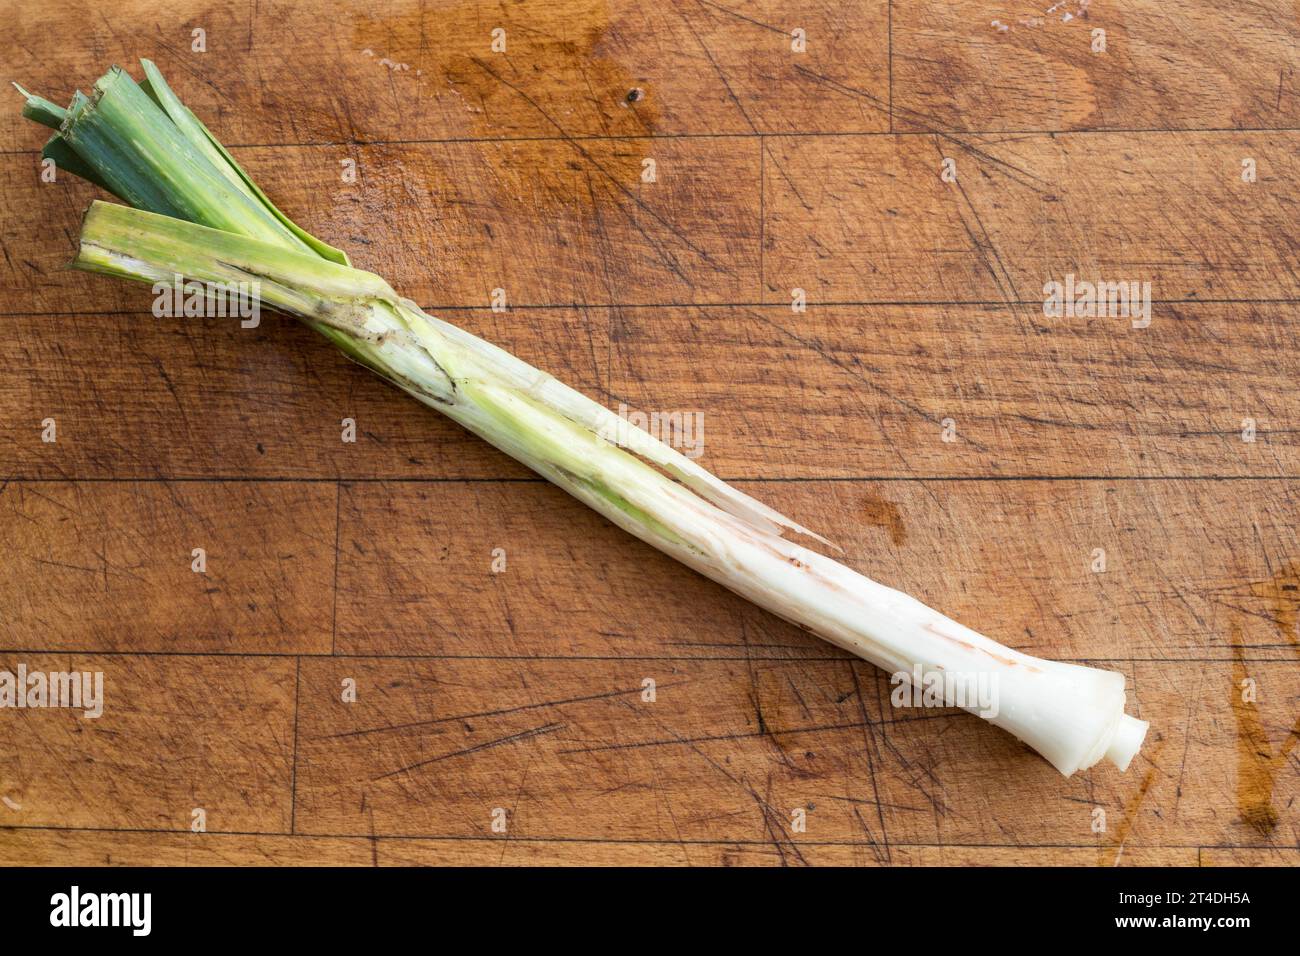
25 64 1149 777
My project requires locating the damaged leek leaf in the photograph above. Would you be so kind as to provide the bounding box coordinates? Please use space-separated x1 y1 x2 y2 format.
22 63 1149 777
20 65 349 263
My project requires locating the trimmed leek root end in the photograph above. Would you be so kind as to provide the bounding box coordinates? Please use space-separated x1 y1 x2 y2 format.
1105 714 1150 773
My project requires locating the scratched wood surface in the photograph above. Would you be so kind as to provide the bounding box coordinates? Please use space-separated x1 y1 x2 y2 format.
1 0 1297 867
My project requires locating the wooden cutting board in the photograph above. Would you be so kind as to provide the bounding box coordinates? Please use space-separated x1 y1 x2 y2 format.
0 0 1296 866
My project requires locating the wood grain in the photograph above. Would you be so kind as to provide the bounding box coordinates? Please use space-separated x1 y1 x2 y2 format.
0 654 296 832
11 134 1300 313
0 0 1296 867
4 301 1294 480
1 0 890 146
0 482 335 653
335 478 1300 663
763 132 1300 303
1200 847 1300 866
611 303 1300 478
376 839 1197 867
0 828 1198 867
291 657 1298 853
0 830 372 866
891 2 1300 133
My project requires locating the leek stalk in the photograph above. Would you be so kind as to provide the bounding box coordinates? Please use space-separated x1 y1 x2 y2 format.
18 62 1148 776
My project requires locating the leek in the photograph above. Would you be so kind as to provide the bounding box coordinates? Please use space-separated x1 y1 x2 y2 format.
18 62 1148 777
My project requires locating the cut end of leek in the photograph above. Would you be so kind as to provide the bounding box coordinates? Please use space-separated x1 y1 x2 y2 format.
1104 714 1149 773
13 82 68 129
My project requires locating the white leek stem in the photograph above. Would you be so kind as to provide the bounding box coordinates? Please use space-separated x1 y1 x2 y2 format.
409 320 1148 776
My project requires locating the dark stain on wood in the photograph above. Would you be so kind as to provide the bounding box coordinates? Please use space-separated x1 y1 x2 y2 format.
1249 562 1300 649
1229 564 1300 838
1230 630 1281 837
353 0 658 140
861 494 906 546
1104 736 1165 866
348 2 660 214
